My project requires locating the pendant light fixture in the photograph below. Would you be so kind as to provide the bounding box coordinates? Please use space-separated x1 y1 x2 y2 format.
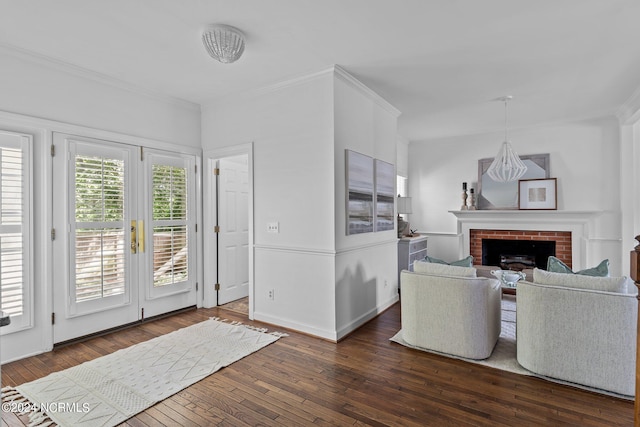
486 96 527 182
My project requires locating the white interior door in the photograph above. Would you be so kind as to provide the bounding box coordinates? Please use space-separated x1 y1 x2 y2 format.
217 155 249 305
52 134 197 343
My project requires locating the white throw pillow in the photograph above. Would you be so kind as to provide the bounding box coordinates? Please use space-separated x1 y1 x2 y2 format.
533 268 628 293
413 260 477 278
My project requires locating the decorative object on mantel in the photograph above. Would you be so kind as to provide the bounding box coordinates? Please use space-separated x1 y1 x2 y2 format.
467 188 476 210
518 178 557 210
397 195 412 238
477 153 550 210
486 96 527 183
461 182 468 210
202 24 246 63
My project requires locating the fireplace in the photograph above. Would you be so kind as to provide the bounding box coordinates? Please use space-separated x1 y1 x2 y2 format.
481 238 556 270
470 229 572 269
450 210 597 273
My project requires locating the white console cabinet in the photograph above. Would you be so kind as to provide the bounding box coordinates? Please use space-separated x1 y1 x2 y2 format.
398 235 428 287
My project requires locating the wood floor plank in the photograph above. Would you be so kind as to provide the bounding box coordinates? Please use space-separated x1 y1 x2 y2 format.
1 302 634 426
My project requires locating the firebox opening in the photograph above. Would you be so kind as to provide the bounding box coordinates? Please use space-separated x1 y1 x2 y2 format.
482 239 555 270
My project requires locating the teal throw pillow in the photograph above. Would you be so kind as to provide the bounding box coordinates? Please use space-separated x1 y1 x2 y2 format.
546 256 609 277
424 255 473 268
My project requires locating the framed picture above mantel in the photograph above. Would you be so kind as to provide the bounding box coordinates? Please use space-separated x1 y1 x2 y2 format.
477 153 550 210
518 178 557 210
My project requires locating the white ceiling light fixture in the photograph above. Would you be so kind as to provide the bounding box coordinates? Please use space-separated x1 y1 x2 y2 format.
486 96 527 182
202 24 245 64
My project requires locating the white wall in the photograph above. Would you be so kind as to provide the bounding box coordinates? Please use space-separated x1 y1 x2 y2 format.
620 118 640 276
333 72 399 339
0 49 201 147
409 116 626 275
202 67 400 340
396 134 410 178
202 71 338 338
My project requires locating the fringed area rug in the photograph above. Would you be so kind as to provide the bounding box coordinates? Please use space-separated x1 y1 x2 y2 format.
2 318 287 427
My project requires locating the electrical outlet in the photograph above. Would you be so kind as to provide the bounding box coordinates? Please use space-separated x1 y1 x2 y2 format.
267 222 279 233
268 289 275 300
384 279 388 287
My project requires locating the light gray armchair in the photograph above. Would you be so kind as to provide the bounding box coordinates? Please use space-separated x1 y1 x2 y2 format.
400 268 502 360
516 270 637 396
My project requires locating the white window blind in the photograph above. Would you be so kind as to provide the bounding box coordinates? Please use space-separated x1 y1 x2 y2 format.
152 165 188 287
74 155 126 302
0 131 32 332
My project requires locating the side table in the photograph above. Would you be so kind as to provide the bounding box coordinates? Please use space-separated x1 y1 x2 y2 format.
398 235 428 287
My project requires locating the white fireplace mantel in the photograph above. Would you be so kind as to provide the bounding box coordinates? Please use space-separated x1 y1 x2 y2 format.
449 210 602 270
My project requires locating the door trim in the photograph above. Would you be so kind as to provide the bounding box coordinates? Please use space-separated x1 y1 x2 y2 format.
203 143 254 319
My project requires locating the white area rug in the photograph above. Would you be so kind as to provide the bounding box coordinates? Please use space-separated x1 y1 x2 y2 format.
2 318 285 426
391 295 529 376
391 295 633 400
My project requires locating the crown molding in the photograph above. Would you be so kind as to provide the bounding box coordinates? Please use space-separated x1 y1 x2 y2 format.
411 109 619 144
616 83 640 125
202 64 402 118
201 66 335 108
0 42 201 113
332 65 401 118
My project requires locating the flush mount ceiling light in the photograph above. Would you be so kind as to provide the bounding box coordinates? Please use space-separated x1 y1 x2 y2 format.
486 96 527 182
202 24 245 64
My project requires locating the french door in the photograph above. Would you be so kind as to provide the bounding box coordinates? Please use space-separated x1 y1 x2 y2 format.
52 133 197 343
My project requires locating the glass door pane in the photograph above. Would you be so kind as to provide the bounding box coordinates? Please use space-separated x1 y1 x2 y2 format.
152 164 188 287
74 155 126 302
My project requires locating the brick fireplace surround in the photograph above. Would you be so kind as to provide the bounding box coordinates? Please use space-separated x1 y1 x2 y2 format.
449 210 599 272
470 229 572 268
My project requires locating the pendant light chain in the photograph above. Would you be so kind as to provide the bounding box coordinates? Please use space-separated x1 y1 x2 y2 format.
504 98 508 142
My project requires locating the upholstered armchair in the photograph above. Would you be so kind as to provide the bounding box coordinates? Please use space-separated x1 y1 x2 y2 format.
400 263 502 360
516 269 637 396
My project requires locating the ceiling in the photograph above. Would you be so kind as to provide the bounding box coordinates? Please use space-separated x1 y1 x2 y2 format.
1 0 640 141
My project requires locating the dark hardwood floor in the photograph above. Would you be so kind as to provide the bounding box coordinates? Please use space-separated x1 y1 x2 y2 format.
1 302 634 426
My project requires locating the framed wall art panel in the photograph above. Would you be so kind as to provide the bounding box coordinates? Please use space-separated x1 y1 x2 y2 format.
374 159 395 232
346 150 374 235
